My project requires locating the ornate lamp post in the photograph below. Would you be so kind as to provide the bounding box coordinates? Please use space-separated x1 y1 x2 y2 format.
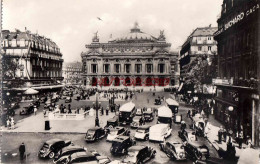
94 93 101 127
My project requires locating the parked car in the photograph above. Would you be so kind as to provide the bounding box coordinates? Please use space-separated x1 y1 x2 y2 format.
149 124 172 142
136 108 143 116
85 127 107 142
134 125 150 141
110 136 136 155
183 141 210 161
38 139 72 159
130 116 145 128
10 101 20 110
57 151 110 164
178 129 197 142
106 126 130 141
123 145 156 164
154 98 161 105
44 99 52 108
65 97 72 103
104 116 119 130
135 125 151 140
53 145 87 163
143 108 154 122
159 142 186 160
32 99 41 107
20 105 34 115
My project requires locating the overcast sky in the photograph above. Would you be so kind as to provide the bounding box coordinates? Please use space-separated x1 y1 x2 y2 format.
3 0 222 62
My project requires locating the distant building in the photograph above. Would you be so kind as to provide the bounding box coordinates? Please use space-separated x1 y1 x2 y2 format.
1 29 63 91
179 26 218 93
81 23 178 89
214 0 259 146
63 62 82 85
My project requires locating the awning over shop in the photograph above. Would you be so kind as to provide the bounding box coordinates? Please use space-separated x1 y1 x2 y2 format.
24 88 39 95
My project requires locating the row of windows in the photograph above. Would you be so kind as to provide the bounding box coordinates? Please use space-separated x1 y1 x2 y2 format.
198 46 212 51
31 59 62 68
86 64 166 74
32 71 62 78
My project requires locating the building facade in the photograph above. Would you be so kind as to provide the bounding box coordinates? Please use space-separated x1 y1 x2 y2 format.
81 23 178 89
1 29 63 90
63 62 82 85
214 0 259 146
179 26 218 93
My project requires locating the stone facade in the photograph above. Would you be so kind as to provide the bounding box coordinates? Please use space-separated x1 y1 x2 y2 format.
63 62 82 85
81 23 178 88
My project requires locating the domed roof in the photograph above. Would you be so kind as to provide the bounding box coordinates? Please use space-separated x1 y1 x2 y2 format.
113 23 157 43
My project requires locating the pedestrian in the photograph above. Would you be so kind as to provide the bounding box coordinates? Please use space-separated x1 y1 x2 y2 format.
187 110 191 118
106 105 109 115
246 136 252 148
34 106 37 115
101 107 104 115
19 143 26 160
237 131 243 149
218 126 223 143
10 117 15 130
180 121 186 131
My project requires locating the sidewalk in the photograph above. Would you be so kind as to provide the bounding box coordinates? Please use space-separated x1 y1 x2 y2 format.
206 115 248 158
1 111 116 133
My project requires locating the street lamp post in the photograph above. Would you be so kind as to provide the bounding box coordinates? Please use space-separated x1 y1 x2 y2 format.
95 93 101 127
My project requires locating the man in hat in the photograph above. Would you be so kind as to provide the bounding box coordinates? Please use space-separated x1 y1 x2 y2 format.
19 142 26 160
34 106 37 115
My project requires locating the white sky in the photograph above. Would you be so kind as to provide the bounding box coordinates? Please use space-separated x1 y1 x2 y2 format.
3 0 222 62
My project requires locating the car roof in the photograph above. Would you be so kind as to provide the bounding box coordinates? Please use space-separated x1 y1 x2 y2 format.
107 116 118 122
137 125 151 130
88 127 102 131
169 142 182 145
188 141 206 147
71 151 95 159
119 102 135 112
144 110 153 114
111 126 124 131
45 138 63 145
113 136 129 142
166 98 179 106
158 106 173 117
62 145 84 152
128 145 146 152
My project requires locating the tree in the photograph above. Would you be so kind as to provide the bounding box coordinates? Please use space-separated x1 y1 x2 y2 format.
2 56 19 80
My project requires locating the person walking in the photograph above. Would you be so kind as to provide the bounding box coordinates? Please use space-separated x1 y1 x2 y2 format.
106 105 109 115
19 143 26 160
34 106 37 115
10 117 15 130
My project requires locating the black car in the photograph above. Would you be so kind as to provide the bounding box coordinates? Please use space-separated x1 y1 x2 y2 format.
20 105 34 115
105 116 119 130
143 109 154 122
38 139 72 159
59 151 110 164
110 136 136 155
85 127 107 142
159 142 186 160
123 145 156 164
183 141 210 162
53 145 87 163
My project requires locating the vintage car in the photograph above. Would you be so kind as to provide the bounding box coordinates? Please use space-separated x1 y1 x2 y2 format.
104 116 119 130
159 142 186 160
135 108 143 116
110 136 136 155
44 99 52 108
20 105 34 115
58 151 110 164
143 108 154 122
32 99 41 107
183 141 210 161
85 127 107 142
106 126 130 142
149 124 172 142
157 106 173 125
38 138 72 159
166 98 179 114
40 96 48 103
130 116 145 128
134 125 150 141
119 102 136 125
65 97 72 103
123 145 156 164
178 129 197 142
10 101 20 110
154 98 161 105
53 145 87 163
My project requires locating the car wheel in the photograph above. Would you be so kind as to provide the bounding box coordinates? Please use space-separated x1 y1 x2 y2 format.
108 125 113 129
145 136 149 141
166 152 171 158
48 152 55 159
